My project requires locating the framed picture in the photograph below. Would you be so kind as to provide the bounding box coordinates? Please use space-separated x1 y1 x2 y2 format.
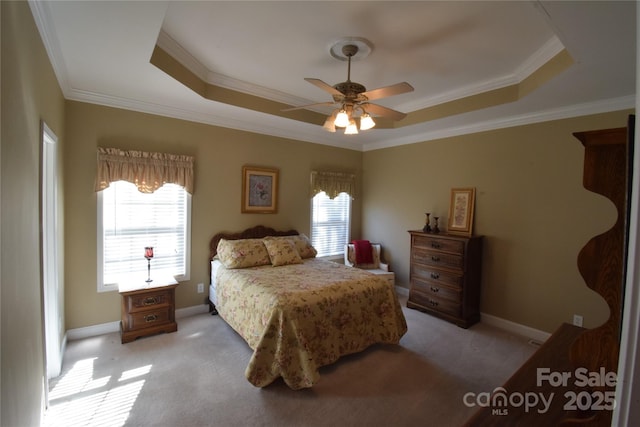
447 187 476 235
242 166 278 213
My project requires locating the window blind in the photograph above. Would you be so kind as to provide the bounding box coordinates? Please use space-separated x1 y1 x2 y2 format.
99 181 190 290
311 191 351 257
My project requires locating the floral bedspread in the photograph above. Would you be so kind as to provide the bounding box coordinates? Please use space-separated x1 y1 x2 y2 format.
214 258 408 389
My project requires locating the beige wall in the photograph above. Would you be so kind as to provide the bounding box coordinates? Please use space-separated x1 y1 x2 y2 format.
64 101 363 329
362 110 633 333
65 102 633 335
1 1 66 425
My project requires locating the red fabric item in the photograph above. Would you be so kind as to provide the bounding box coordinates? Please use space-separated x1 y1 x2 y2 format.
352 240 373 264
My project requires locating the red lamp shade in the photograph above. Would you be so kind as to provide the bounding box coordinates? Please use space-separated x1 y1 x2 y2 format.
144 247 154 259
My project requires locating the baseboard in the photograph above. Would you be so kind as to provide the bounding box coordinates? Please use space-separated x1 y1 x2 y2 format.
395 285 409 296
176 303 209 318
397 285 550 342
66 304 210 341
66 320 121 341
64 300 549 344
480 312 551 343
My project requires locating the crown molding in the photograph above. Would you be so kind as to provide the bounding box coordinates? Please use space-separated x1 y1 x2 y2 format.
66 83 633 154
28 0 71 97
514 36 565 82
64 87 355 150
397 36 565 112
156 30 317 110
155 29 209 82
365 95 635 151
157 28 565 119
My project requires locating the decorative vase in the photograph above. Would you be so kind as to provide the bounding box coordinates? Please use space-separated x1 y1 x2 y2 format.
433 217 440 233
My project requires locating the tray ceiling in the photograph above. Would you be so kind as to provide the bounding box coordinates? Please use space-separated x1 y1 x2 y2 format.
30 1 635 151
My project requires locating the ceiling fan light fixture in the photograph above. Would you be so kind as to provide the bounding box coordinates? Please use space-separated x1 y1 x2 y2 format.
345 119 359 135
359 113 375 130
288 39 413 136
334 109 350 128
323 116 336 132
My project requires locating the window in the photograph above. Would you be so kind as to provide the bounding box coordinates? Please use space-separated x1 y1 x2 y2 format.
97 181 191 292
311 191 351 257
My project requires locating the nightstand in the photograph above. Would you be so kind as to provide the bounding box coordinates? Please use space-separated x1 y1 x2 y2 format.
119 277 178 343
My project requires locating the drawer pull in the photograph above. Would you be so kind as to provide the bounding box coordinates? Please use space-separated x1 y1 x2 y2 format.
431 255 440 262
431 242 441 249
143 297 159 306
429 300 439 307
430 286 439 293
144 314 158 323
430 272 440 279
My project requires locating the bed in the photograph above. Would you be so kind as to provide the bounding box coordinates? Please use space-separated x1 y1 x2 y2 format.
208 226 408 390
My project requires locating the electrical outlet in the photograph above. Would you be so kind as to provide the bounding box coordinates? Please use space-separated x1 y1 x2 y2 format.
197 283 204 294
573 314 583 327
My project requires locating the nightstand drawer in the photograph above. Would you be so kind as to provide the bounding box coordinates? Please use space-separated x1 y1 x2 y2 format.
128 307 171 329
127 290 171 312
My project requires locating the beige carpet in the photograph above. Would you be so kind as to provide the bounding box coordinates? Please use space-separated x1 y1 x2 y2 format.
45 294 535 427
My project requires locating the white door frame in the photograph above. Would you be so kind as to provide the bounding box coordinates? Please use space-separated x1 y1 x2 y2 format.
40 122 62 390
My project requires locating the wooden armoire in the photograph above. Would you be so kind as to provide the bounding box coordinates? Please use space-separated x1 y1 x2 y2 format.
463 117 633 426
566 117 634 425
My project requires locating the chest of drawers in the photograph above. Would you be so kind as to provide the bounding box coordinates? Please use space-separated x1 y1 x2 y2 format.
407 231 482 328
119 278 178 343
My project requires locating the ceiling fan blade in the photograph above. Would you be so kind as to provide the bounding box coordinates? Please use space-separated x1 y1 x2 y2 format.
282 101 336 112
363 103 408 121
304 78 344 97
361 82 414 101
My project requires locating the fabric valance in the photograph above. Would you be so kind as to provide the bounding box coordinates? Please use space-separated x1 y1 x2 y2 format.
95 147 195 194
310 170 356 199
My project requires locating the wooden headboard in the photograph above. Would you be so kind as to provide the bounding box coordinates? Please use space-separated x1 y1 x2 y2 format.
209 225 299 261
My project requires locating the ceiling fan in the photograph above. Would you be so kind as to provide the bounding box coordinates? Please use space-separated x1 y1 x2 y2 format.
284 43 414 134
